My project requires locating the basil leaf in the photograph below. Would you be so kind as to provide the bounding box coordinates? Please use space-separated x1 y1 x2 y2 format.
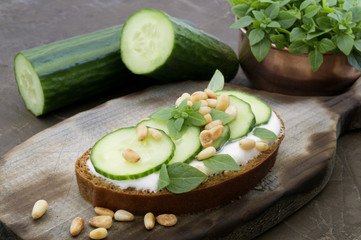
354 39 361 52
253 128 277 140
210 109 235 125
174 117 184 131
158 164 170 191
230 16 253 29
290 27 306 42
335 33 354 55
350 6 361 22
191 101 202 111
304 5 321 19
251 38 271 62
166 162 207 194
270 34 286 49
265 3 280 20
187 111 207 126
307 31 327 40
178 98 188 111
267 21 281 28
249 28 265 46
319 38 336 52
316 16 334 31
167 118 187 139
232 3 250 18
299 0 312 10
203 154 241 171
252 10 266 21
347 51 361 72
288 40 309 54
207 69 224 91
308 48 323 72
151 107 174 120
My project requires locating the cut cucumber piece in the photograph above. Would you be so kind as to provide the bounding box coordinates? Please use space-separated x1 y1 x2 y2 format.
120 9 239 82
14 25 132 116
213 95 255 141
90 127 175 180
216 90 271 126
139 118 201 164
213 124 230 150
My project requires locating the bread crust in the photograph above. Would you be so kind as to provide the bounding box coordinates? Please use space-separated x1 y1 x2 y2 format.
75 114 284 215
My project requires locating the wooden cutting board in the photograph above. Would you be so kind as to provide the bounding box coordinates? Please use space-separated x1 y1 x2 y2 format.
1 79 360 240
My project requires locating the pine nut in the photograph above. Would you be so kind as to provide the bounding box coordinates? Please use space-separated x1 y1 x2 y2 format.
136 124 148 141
205 120 223 130
89 228 107 239
204 113 212 124
197 146 216 160
190 91 208 103
156 214 178 227
225 105 238 118
114 209 135 222
149 128 162 140
255 142 269 152
122 148 140 163
70 217 84 236
207 99 217 108
32 199 48 219
200 130 213 148
187 100 193 106
89 216 113 229
175 93 190 106
199 106 212 115
194 165 208 174
94 207 114 218
144 212 155 230
216 94 230 111
209 125 224 140
204 88 217 99
200 100 208 107
238 138 256 150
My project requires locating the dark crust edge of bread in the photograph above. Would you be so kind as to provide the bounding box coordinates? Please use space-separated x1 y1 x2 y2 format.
75 113 285 215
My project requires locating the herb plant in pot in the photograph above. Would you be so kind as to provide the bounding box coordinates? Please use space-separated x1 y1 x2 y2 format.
229 0 361 95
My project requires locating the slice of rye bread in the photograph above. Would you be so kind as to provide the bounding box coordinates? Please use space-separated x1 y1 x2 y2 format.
75 113 285 215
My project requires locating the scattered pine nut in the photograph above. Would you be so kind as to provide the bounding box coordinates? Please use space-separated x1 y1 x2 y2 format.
203 113 212 124
194 165 208 175
205 120 223 130
200 100 208 107
197 146 216 160
89 228 108 239
70 217 84 236
89 216 113 229
149 128 162 140
190 91 208 103
216 94 230 111
144 212 155 230
32 199 48 219
156 214 178 227
136 124 148 141
238 138 256 150
175 93 190 106
200 130 213 148
114 209 135 222
209 125 224 140
204 88 217 99
187 100 193 106
206 99 217 108
122 148 140 163
199 106 212 115
94 207 114 218
255 142 269 152
225 105 237 118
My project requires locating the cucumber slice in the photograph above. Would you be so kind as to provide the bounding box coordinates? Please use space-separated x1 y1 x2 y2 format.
217 95 256 141
120 9 239 82
217 90 271 126
90 127 174 180
139 118 201 164
213 124 230 150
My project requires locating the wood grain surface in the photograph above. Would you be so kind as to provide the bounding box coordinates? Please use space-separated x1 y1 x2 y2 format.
1 79 360 239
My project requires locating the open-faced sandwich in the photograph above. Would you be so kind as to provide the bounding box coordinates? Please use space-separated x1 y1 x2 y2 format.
75 71 285 215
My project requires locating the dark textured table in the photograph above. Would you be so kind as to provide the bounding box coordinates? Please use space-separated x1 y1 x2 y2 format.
1 0 361 239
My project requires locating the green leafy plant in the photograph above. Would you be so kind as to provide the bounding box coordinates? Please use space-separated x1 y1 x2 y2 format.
228 0 361 71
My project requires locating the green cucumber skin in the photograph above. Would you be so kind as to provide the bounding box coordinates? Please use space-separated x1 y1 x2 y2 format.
15 25 133 116
121 9 239 82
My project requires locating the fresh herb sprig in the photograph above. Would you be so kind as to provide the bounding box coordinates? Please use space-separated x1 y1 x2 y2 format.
229 0 361 72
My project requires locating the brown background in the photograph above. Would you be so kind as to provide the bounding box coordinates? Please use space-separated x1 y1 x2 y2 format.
1 0 361 239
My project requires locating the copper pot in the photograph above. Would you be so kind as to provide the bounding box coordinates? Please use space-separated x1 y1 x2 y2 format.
238 29 361 96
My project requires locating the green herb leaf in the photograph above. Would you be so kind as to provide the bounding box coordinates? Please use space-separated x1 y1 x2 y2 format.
166 162 207 194
151 107 174 120
347 50 361 71
270 34 286 49
249 28 265 46
207 70 224 91
178 98 188 111
252 10 266 21
350 6 361 22
210 109 235 125
308 48 323 71
299 0 313 10
167 118 187 139
265 3 280 20
253 128 277 140
290 27 306 42
174 117 184 131
354 39 361 52
267 21 281 28
191 101 202 111
335 33 354 55
203 154 241 171
230 16 253 29
251 38 271 62
304 5 321 19
316 16 334 31
318 38 336 52
277 10 297 28
187 111 207 126
158 164 170 191
288 40 309 54
232 3 250 18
